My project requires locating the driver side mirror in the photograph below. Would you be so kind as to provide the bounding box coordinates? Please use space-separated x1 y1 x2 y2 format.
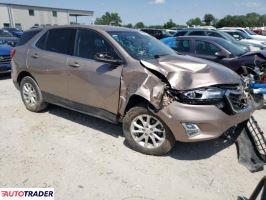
95 53 123 65
215 51 227 59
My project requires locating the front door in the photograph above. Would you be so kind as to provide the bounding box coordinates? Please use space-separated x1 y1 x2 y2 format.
66 28 123 115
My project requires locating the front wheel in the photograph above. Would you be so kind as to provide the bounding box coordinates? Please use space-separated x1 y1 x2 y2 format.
123 106 175 155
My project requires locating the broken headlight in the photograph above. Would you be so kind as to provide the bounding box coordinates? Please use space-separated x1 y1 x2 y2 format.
177 87 226 105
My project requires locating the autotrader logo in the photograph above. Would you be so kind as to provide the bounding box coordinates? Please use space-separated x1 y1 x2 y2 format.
0 188 54 200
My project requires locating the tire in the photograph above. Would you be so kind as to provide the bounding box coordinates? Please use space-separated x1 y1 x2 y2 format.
123 106 175 155
20 76 48 112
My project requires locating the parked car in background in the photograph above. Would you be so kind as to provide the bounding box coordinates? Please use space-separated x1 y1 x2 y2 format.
140 28 172 39
3 27 23 38
161 36 266 77
12 25 253 155
0 44 13 74
174 29 264 51
165 29 177 36
219 29 266 48
220 27 266 42
0 29 19 47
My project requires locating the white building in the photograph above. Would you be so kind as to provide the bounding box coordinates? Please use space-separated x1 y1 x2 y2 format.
0 3 94 30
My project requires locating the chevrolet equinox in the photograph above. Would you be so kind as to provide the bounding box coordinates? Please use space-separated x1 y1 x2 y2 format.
12 25 253 155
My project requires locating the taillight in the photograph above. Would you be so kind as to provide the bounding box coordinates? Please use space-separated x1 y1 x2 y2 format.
10 49 16 59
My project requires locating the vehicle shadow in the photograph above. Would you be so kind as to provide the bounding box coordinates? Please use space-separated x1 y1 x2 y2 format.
167 138 234 161
0 73 11 80
47 105 234 160
47 105 123 138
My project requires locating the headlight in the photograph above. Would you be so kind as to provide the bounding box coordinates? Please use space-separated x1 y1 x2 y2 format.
176 87 226 105
183 87 225 100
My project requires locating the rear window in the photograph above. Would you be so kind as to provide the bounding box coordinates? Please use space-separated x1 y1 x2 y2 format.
17 30 41 46
36 28 76 55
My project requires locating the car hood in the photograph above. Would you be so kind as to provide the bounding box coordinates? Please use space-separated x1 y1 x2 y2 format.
140 54 241 90
0 45 12 55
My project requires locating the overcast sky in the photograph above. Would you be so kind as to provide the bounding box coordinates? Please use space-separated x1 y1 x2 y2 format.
3 0 266 25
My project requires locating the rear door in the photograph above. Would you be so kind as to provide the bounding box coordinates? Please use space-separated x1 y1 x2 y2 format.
27 28 76 99
66 28 124 115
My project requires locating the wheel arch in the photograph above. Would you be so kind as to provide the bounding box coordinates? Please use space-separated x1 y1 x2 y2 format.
17 71 37 86
123 94 156 117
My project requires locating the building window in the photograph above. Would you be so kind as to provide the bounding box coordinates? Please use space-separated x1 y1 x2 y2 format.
15 23 22 30
3 23 10 28
29 9 35 16
52 11 57 17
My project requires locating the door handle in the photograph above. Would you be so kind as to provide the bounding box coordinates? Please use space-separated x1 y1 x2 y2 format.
69 62 80 68
31 53 39 59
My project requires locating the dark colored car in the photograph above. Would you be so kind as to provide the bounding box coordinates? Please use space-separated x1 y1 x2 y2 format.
0 29 19 47
140 29 172 39
0 44 13 74
161 36 266 77
174 29 264 51
11 25 252 155
3 27 23 38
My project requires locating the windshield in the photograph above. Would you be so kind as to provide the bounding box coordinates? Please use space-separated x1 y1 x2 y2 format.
108 31 176 60
218 31 236 42
216 39 247 56
0 30 13 37
245 29 257 35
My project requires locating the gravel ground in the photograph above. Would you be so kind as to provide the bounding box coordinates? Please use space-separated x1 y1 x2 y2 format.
0 74 265 200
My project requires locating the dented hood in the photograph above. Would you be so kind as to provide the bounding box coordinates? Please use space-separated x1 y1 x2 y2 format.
141 54 241 90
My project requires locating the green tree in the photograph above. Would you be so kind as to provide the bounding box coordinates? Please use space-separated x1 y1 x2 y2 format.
203 14 215 25
186 17 202 26
95 12 122 25
134 22 145 29
163 19 176 29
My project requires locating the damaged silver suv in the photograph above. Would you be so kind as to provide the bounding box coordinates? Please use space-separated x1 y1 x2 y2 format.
12 26 253 155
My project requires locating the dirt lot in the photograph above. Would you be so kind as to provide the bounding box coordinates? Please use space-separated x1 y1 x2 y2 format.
0 74 265 200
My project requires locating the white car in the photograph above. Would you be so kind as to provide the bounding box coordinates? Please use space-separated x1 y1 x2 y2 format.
219 29 266 48
220 27 266 42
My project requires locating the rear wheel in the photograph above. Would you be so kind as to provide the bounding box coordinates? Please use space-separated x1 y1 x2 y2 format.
123 106 175 155
20 76 48 112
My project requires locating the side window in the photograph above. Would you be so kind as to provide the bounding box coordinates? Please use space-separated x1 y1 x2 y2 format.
45 28 76 55
17 30 41 46
75 29 119 60
36 32 48 49
189 31 205 36
175 31 187 36
175 40 190 52
207 31 223 38
195 41 221 56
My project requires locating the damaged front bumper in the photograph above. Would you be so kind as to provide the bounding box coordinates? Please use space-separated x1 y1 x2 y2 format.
155 101 253 142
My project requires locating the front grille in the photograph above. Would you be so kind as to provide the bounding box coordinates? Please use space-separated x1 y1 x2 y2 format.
221 85 250 115
0 55 11 64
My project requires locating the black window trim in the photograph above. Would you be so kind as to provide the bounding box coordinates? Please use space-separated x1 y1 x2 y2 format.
33 27 126 64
